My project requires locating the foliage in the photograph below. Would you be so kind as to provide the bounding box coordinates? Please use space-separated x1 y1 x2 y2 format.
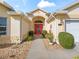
26 36 34 41
28 31 34 37
23 31 34 42
73 56 79 59
58 32 75 49
42 30 47 38
46 32 53 43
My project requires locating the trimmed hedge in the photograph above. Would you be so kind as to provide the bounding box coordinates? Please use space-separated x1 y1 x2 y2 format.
58 32 74 49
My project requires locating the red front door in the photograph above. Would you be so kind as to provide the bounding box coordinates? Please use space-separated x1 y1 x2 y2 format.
34 23 43 35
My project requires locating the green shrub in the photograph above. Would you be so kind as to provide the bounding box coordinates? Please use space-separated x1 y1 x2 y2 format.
23 31 34 42
27 36 33 41
73 56 79 59
28 31 34 36
47 32 53 43
42 30 47 38
58 32 74 49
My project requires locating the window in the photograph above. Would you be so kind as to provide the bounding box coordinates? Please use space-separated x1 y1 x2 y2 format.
0 17 7 35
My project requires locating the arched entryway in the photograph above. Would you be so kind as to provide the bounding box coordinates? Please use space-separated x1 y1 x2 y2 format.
34 20 43 35
33 16 45 35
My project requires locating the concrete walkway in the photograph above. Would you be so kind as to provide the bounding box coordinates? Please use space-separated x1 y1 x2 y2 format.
26 39 79 59
26 39 49 59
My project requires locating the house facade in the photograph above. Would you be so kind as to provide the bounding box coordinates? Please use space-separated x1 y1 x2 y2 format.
0 1 79 44
47 2 79 43
0 1 31 44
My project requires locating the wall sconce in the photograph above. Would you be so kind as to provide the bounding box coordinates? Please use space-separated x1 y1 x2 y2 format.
58 20 63 26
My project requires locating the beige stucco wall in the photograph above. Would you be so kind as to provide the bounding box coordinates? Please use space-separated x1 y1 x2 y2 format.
0 4 11 44
48 19 60 43
8 15 30 44
10 16 21 43
0 5 23 44
0 3 31 44
0 4 9 17
67 8 79 18
33 10 47 18
21 17 30 40
31 10 49 32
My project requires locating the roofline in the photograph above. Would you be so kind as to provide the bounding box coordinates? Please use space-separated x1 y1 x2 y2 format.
8 11 31 22
7 11 24 16
0 1 14 11
63 1 79 10
27 8 48 14
47 1 79 23
47 10 68 23
54 10 68 14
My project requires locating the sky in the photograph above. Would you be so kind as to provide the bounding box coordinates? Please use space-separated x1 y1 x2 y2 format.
4 0 77 13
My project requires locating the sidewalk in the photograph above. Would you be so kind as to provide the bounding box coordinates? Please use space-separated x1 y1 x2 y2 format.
26 39 49 59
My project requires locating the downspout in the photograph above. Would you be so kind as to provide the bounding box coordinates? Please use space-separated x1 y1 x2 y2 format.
20 15 23 43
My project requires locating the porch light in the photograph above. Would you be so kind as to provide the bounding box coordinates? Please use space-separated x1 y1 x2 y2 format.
58 20 63 26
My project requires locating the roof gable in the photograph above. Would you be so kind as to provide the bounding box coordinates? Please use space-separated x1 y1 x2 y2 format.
26 8 50 17
30 8 48 14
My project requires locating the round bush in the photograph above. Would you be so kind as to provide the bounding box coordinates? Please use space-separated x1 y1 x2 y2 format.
58 32 74 49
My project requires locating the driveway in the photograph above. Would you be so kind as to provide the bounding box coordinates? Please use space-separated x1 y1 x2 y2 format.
26 39 79 59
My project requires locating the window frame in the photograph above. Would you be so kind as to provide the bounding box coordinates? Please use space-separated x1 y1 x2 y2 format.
0 17 7 35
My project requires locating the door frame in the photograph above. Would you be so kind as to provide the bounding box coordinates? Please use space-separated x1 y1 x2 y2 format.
34 23 43 35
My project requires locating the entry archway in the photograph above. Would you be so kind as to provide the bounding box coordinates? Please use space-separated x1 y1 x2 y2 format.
33 16 45 35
